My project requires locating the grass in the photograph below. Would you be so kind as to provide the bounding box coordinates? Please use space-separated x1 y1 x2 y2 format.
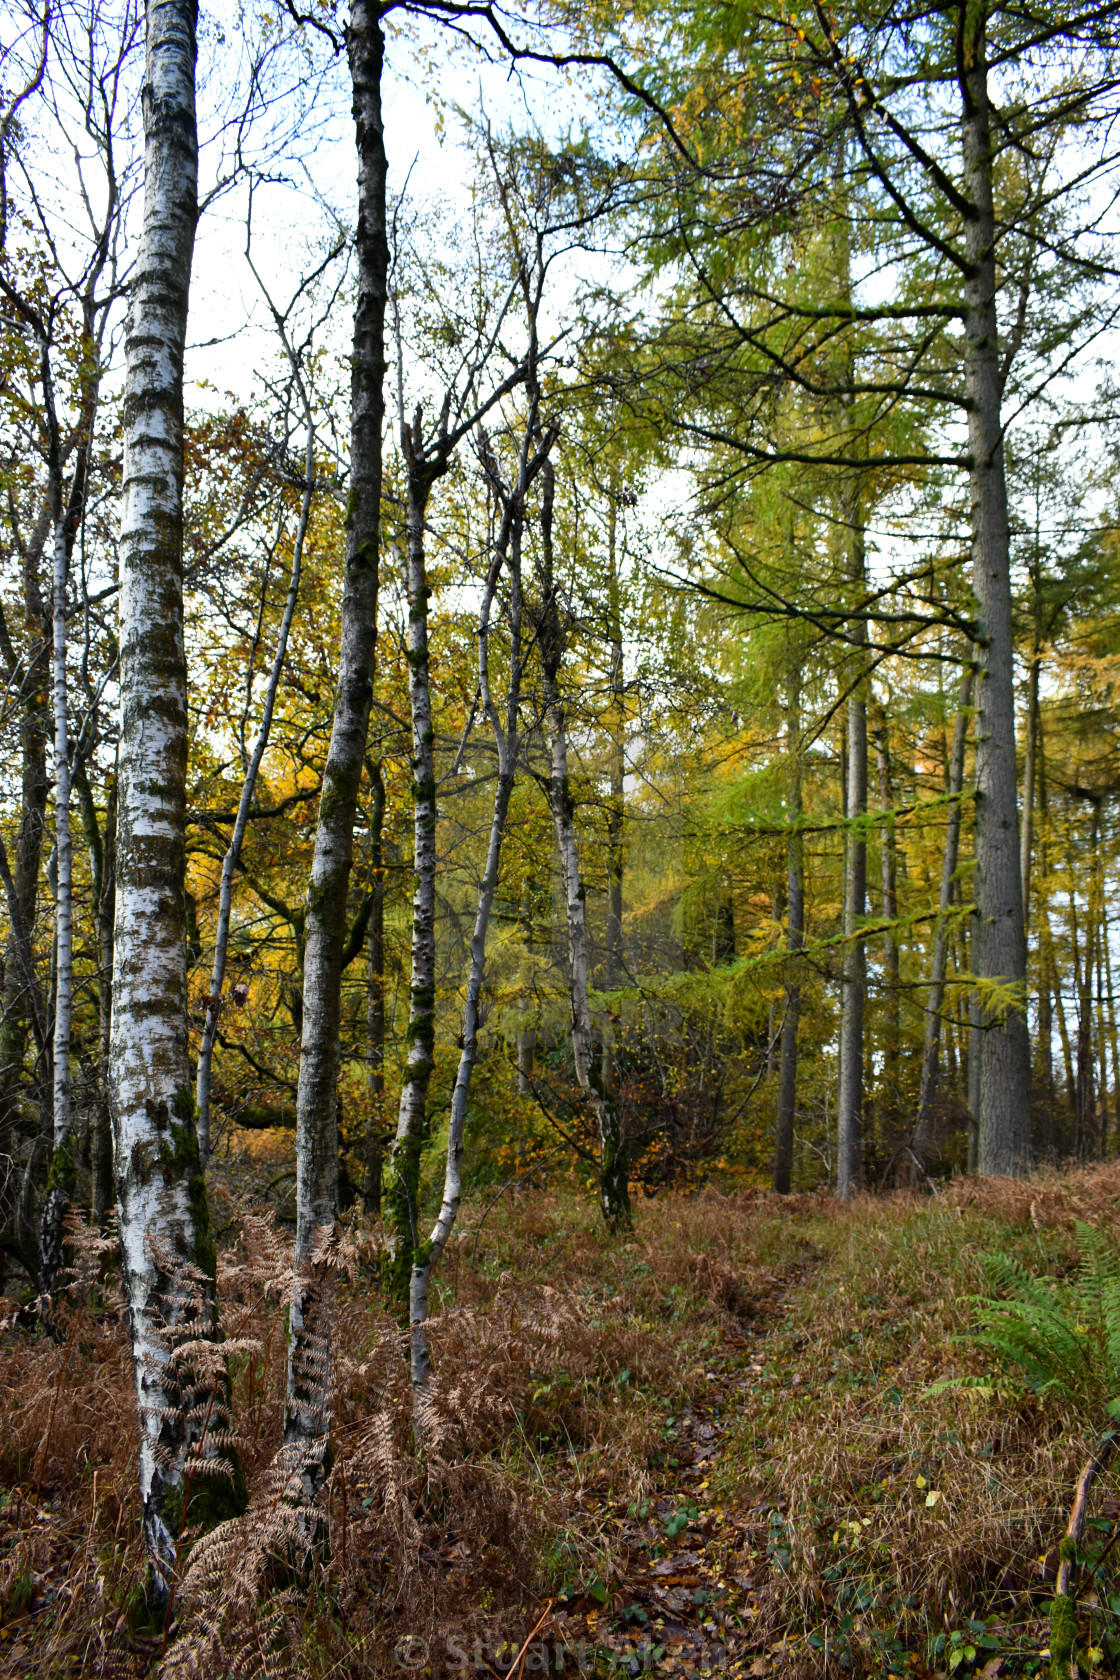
3 1162 1120 1676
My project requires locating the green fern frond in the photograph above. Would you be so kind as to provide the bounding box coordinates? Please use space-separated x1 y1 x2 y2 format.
946 1224 1120 1422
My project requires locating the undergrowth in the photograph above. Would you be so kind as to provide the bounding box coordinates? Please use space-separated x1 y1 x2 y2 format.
2 1165 1120 1676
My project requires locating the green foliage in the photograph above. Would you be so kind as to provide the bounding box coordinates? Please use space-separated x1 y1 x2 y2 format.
934 1222 1120 1422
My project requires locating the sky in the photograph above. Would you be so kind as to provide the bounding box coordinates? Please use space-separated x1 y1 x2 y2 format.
186 7 609 414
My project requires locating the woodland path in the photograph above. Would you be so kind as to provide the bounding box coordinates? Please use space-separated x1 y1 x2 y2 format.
533 1263 816 1680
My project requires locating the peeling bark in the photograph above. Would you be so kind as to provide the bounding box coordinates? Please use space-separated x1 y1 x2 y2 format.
110 0 242 1595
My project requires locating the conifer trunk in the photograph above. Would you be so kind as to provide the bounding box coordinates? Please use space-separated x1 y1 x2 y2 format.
773 662 803 1194
111 0 243 1593
836 542 867 1201
875 709 900 1133
960 11 1032 1175
914 664 974 1164
1021 619 1041 930
285 0 387 1488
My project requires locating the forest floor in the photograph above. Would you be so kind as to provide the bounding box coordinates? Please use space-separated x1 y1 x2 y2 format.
3 1156 1120 1678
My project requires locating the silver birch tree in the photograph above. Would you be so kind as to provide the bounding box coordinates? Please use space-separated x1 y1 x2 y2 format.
111 0 243 1594
283 0 388 1494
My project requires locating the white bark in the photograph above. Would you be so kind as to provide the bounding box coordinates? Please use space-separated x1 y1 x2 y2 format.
409 476 526 1407
285 0 387 1487
110 0 235 1592
384 444 440 1304
38 515 72 1300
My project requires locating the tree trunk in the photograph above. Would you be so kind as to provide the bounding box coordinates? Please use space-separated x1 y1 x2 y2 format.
836 615 867 1198
1020 616 1041 932
39 515 73 1302
93 774 116 1220
914 663 974 1168
111 0 244 1596
383 451 440 1308
0 540 50 1280
874 706 900 1135
1104 882 1120 1154
961 15 1032 1175
773 660 803 1194
605 491 624 991
362 758 386 1215
968 925 982 1171
73 755 116 1220
410 427 548 1408
1074 804 1100 1158
538 462 630 1231
284 0 387 1496
516 873 535 1094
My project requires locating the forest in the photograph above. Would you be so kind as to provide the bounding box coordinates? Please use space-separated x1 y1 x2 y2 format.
4 0 1120 1674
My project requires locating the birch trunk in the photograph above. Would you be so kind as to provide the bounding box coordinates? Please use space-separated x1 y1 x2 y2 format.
362 758 386 1214
92 770 116 1220
409 442 542 1407
383 454 440 1308
38 516 72 1301
961 16 1032 1175
914 664 974 1164
605 493 624 992
111 0 243 1594
773 662 803 1194
284 0 387 1488
538 462 630 1231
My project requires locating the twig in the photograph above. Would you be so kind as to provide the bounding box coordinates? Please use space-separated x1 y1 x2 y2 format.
1050 1434 1116 1680
506 1600 555 1680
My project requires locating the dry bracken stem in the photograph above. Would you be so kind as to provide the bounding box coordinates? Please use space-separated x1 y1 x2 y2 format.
33 1284 89 1499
